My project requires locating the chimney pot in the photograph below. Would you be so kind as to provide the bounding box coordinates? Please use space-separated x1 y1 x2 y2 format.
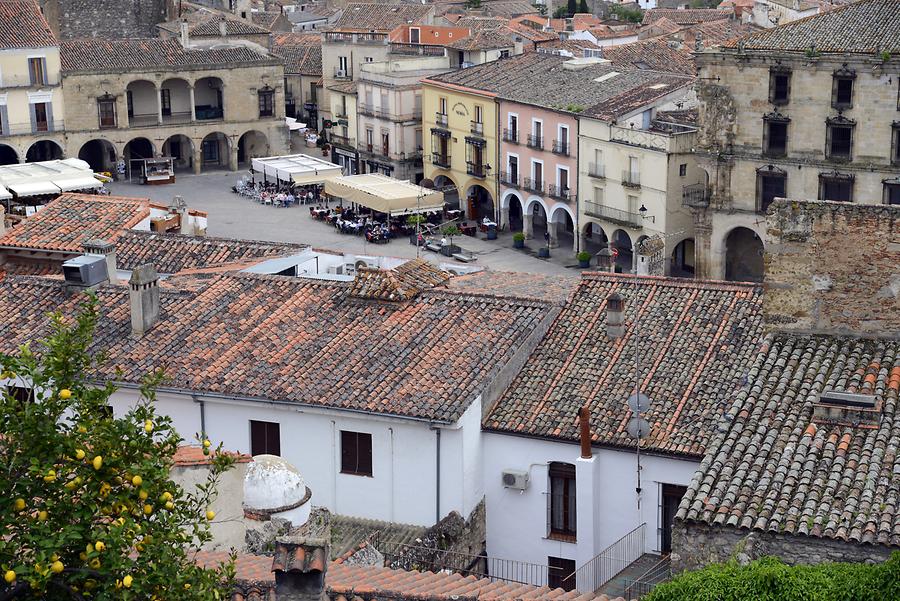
606 292 625 339
129 264 160 337
219 17 228 37
579 406 592 459
180 19 190 47
83 239 118 285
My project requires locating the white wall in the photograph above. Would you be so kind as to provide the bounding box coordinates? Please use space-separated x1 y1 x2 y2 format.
483 432 699 584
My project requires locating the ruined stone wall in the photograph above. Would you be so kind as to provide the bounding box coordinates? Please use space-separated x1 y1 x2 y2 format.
40 0 176 39
764 200 900 336
672 521 895 573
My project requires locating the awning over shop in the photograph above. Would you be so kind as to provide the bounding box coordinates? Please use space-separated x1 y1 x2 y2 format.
0 185 11 200
53 176 103 192
251 154 342 184
324 173 444 216
8 181 61 197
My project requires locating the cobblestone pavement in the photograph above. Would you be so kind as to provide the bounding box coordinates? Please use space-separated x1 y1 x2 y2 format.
109 170 584 277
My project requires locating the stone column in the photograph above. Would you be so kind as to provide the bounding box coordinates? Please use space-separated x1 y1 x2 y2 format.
548 220 561 249
189 85 196 122
499 205 510 230
523 212 534 239
693 214 713 280
192 146 202 175
229 145 239 171
156 86 163 125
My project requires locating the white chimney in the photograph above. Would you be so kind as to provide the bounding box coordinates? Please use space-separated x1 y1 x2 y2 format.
129 264 159 337
180 20 190 47
219 17 228 37
0 205 6 237
83 239 118 285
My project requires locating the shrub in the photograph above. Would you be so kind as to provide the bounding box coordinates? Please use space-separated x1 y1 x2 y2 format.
512 232 526 242
577 251 592 262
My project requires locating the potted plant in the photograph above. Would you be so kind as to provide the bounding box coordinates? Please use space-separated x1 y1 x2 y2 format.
440 224 461 256
538 246 551 258
512 231 526 249
407 214 426 245
577 251 592 268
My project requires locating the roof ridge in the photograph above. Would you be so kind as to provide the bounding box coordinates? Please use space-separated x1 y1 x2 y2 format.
580 271 762 291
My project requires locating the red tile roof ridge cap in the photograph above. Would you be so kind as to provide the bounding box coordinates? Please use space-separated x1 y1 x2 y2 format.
121 229 307 249
424 287 559 307
580 271 762 291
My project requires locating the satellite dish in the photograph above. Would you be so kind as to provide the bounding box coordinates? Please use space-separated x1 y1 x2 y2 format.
627 392 651 413
626 417 651 440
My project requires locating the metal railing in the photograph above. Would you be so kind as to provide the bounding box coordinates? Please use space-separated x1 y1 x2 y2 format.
566 523 646 593
432 154 451 168
527 134 543 149
389 42 446 56
548 183 571 200
470 121 484 135
329 134 354 147
358 102 375 116
552 140 570 155
376 539 548 586
623 555 672 599
502 128 519 143
622 170 641 187
466 161 487 178
584 201 644 227
0 120 65 136
435 112 448 127
682 183 710 208
588 163 605 178
499 171 519 187
524 177 543 194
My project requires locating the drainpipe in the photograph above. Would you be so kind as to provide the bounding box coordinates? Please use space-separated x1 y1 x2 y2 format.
432 425 441 523
389 427 395 522
331 420 338 514
193 394 206 440
576 114 581 253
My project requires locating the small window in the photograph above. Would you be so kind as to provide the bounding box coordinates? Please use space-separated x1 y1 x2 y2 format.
891 123 900 166
884 181 900 205
763 115 788 157
769 68 791 105
439 97 447 115
547 556 576 591
160 89 171 116
258 89 275 117
819 172 854 202
832 71 855 109
97 97 117 129
474 104 483 124
28 57 46 85
756 167 786 213
549 462 576 540
679 163 687 177
341 430 372 476
826 119 854 160
250 420 281 456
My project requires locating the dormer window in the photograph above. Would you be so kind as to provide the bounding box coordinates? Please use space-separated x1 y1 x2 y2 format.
831 66 856 110
813 389 880 426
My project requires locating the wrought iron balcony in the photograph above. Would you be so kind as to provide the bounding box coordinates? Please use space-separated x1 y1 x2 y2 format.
682 183 710 208
524 177 543 194
552 140 570 155
502 128 519 144
548 184 571 201
470 121 484 135
584 201 644 228
435 112 448 127
588 163 605 178
526 134 543 150
622 170 641 187
432 154 451 168
357 103 375 117
466 161 487 178
499 171 519 187
329 134 354 147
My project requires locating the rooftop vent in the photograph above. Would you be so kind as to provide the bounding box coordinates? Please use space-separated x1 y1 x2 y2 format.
62 255 109 289
813 389 880 426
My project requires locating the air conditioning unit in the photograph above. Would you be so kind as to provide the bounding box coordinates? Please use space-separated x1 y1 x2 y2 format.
501 469 529 491
336 69 346 78
327 264 344 275
62 255 108 287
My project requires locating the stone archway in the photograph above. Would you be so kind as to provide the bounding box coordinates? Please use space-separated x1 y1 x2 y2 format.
162 134 194 172
466 183 495 222
611 229 633 273
433 174 459 212
671 238 695 278
26 140 63 162
503 192 524 232
0 144 19 166
160 77 192 124
581 221 608 256
549 204 576 253
194 77 225 121
238 130 270 166
724 227 764 282
200 132 231 171
126 79 159 127
525 197 549 241
78 139 117 173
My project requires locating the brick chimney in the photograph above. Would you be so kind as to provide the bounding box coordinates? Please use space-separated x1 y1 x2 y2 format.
271 530 329 601
83 239 118 285
129 264 159 337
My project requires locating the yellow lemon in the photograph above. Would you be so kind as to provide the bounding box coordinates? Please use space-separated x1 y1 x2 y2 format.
165 501 174 511
144 420 153 433
75 449 85 460
37 510 48 521
138 490 148 501
43 470 56 483
183 583 191 590
59 389 72 400
3 570 15 584
94 541 105 553
92 456 103 470
203 439 211 448
143 504 153 516
50 561 64 574
122 575 133 588
13 498 25 511
160 491 172 502
131 475 142 487
206 510 216 521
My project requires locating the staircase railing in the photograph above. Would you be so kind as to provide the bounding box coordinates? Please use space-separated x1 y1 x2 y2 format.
623 554 672 599
564 522 646 593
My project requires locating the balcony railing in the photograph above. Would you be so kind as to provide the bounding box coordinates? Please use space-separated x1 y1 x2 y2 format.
435 112 448 127
622 170 641 187
0 120 65 136
524 177 543 194
466 161 487 178
499 171 519 188
195 106 223 121
682 183 711 208
358 103 375 116
564 523 646 593
389 42 446 56
470 121 484 135
552 140 570 155
548 184 571 200
584 201 644 227
359 104 422 122
432 154 451 168
329 134 354 147
526 134 543 149
502 128 519 144
588 163 605 178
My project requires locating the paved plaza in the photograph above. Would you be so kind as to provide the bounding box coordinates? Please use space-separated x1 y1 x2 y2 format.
109 170 583 277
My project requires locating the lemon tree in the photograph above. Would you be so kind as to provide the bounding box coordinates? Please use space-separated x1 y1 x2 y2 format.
0 296 236 599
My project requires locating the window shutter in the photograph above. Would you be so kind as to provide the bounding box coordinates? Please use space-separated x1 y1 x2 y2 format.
29 103 36 134
45 102 54 131
359 433 372 476
250 421 264 456
40 58 48 85
341 430 354 472
267 423 281 456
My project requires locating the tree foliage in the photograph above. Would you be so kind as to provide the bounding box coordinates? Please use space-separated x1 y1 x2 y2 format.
647 554 900 601
0 295 236 600
609 4 644 23
578 0 590 14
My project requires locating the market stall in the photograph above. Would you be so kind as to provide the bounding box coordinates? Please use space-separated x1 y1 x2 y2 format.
250 154 342 186
323 173 444 216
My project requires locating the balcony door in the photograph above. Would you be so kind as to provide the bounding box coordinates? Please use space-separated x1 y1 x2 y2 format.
508 155 518 182
509 114 518 137
532 160 543 187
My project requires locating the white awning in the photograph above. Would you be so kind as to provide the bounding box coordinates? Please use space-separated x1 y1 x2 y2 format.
251 154 342 184
324 173 444 216
0 185 11 200
9 181 61 197
53 176 103 192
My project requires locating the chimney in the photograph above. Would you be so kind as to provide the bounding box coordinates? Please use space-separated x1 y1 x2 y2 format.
83 239 118 285
579 406 592 459
272 530 329 601
0 205 6 236
129 264 159 337
606 292 625 339
180 19 190 47
219 17 228 37
169 195 190 234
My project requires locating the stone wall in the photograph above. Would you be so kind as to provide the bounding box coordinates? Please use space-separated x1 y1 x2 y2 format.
764 200 900 336
672 521 895 572
41 0 176 39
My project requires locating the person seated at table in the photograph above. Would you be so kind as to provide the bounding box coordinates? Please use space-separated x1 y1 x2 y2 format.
482 216 496 227
440 236 448 247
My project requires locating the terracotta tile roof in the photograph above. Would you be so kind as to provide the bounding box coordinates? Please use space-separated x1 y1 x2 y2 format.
115 230 306 274
505 20 558 42
484 273 764 456
720 0 900 53
643 16 683 35
446 27 517 51
444 270 578 304
348 259 450 301
479 0 540 18
685 19 762 46
172 445 252 467
251 10 284 30
330 515 426 559
426 53 694 119
332 3 433 32
0 193 150 253
0 272 552 422
272 33 323 75
454 16 508 31
602 38 696 75
196 551 621 600
159 10 271 36
327 80 357 95
60 38 277 73
0 0 56 49
641 8 732 25
537 38 603 55
678 334 900 548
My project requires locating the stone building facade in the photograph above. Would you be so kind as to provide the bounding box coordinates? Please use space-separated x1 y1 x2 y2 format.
688 0 900 282
39 0 176 39
59 38 288 176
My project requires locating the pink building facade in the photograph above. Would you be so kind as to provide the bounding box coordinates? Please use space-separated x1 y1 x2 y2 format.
497 100 579 253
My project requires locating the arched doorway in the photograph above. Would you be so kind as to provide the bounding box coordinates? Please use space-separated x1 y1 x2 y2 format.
0 144 19 166
162 135 194 172
126 80 159 127
238 130 270 166
26 140 63 162
527 199 548 241
160 78 192 124
549 205 575 252
78 139 117 173
506 193 524 232
671 238 695 278
124 137 154 162
611 229 633 273
200 132 230 170
582 222 608 255
433 174 459 212
725 227 764 282
466 184 494 221
194 77 225 120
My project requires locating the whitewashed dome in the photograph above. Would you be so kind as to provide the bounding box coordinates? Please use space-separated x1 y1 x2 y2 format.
243 454 312 526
